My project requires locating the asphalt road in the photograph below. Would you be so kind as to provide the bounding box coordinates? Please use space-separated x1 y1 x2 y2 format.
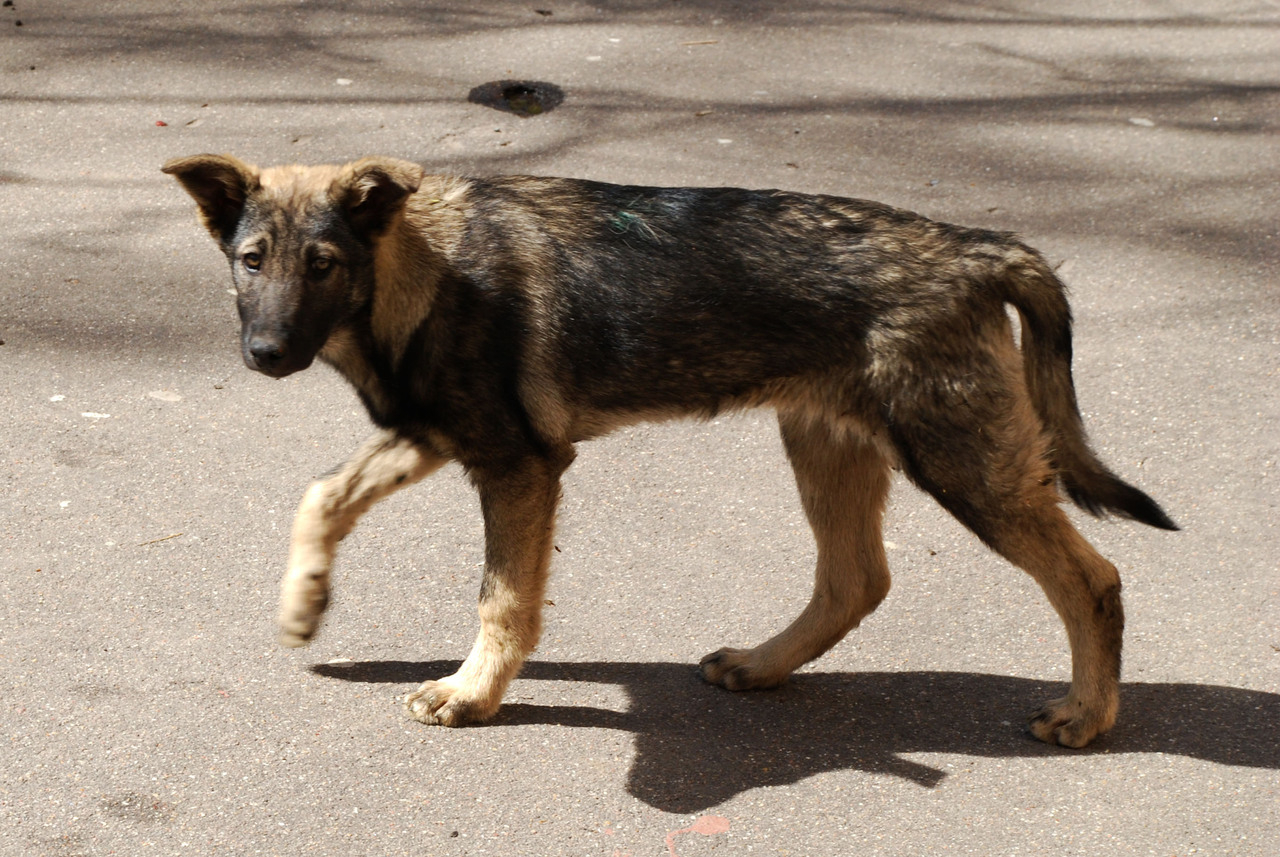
2 2 1277 855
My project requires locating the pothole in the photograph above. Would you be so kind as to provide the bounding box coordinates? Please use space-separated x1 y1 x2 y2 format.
467 80 565 117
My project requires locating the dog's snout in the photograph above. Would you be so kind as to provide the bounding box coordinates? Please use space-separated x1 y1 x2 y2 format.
247 336 287 372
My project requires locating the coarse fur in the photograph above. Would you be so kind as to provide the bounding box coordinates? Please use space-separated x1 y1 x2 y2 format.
163 153 1177 748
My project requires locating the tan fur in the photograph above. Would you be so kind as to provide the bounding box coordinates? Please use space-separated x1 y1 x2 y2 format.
406 451 571 725
702 412 893 688
370 176 469 369
280 431 446 647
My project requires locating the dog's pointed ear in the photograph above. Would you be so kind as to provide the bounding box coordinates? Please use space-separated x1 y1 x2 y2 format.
162 154 261 245
330 157 424 238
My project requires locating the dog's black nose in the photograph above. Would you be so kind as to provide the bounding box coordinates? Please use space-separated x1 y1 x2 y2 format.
247 337 287 372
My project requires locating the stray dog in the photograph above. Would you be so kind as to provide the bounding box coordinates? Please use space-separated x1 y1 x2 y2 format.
164 154 1176 748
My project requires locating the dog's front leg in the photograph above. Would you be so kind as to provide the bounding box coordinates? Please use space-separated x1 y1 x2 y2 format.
406 453 568 726
279 430 446 647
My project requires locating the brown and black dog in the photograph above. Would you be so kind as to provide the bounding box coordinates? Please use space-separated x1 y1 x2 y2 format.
164 153 1176 747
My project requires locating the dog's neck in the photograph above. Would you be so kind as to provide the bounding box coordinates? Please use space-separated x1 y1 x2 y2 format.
317 176 473 426
367 176 470 371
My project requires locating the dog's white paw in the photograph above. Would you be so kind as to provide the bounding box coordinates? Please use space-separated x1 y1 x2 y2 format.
404 678 497 727
277 567 330 648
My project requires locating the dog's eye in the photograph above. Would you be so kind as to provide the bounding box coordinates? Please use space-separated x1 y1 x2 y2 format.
242 252 263 272
310 256 334 276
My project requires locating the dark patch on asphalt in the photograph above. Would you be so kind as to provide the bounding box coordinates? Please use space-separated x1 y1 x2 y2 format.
99 792 176 825
467 80 565 117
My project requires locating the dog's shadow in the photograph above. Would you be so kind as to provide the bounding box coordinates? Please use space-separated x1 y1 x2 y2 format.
312 659 1280 812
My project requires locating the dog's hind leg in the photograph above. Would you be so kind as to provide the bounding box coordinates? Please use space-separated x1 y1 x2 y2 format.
700 411 892 690
886 360 1124 748
279 430 446 647
909 453 1123 747
1004 510 1124 748
405 450 571 726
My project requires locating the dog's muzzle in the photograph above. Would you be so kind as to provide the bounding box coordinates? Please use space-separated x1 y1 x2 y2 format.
244 334 311 378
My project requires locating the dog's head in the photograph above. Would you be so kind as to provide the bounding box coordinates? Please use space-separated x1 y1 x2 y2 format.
163 154 423 378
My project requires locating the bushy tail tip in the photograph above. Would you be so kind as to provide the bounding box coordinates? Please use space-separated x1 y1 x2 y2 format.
1064 471 1179 531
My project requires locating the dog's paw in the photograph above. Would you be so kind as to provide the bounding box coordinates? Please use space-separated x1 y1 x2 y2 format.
404 678 496 727
277 595 328 648
278 620 321 649
277 568 330 648
1027 696 1114 748
698 647 786 691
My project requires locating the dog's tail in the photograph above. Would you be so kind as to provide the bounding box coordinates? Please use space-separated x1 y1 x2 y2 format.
993 246 1178 531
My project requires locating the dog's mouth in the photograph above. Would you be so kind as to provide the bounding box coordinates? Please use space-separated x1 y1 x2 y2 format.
248 358 311 379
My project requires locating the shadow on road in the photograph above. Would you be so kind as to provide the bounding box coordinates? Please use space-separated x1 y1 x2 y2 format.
313 659 1280 812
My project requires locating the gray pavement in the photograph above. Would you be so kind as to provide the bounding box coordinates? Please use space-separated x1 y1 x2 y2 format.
2 2 1278 855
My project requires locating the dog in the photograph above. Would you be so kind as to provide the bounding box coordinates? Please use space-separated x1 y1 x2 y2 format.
163 153 1176 748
